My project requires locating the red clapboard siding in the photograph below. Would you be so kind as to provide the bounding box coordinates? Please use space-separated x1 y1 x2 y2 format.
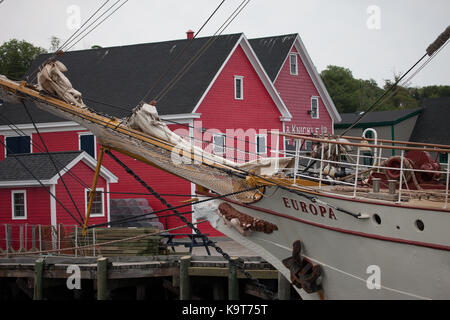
55 160 108 227
194 44 284 235
99 124 194 235
32 131 82 154
0 187 51 251
275 47 333 137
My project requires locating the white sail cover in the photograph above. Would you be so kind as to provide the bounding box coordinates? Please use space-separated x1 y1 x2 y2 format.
126 102 295 176
37 60 86 108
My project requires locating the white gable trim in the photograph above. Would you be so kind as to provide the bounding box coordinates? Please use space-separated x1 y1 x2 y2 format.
54 151 118 184
271 35 341 124
192 35 242 114
192 34 292 122
292 35 341 123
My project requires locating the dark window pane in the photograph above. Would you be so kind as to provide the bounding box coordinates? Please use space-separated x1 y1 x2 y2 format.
6 136 30 156
235 78 242 99
80 135 95 158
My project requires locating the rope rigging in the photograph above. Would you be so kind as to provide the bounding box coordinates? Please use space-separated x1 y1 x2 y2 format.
339 26 450 137
0 137 83 226
21 100 85 224
101 148 276 299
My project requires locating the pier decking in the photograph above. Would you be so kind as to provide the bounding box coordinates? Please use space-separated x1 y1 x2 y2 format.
0 238 296 300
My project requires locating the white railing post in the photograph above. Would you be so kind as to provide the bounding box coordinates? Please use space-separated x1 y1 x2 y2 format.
75 225 78 257
397 150 405 203
93 228 96 256
293 139 301 185
275 133 280 174
353 146 361 198
445 153 450 209
38 224 42 253
319 143 325 189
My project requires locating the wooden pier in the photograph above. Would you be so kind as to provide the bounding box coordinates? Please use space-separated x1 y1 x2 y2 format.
0 254 297 300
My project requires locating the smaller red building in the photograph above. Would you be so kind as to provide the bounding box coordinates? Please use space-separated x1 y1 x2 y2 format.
0 151 117 251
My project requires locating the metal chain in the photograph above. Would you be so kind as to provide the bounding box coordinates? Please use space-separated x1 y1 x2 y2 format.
104 149 277 299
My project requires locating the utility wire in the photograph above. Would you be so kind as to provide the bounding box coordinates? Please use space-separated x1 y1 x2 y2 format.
141 0 227 103
154 0 251 103
65 0 129 52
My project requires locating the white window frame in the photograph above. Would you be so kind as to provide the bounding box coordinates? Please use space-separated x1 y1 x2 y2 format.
213 134 226 156
255 134 267 155
84 187 105 218
11 190 27 220
311 96 319 119
289 53 298 75
78 132 97 159
234 76 244 100
5 135 32 158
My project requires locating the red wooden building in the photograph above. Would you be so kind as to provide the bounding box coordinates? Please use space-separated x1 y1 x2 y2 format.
0 32 340 236
0 151 117 250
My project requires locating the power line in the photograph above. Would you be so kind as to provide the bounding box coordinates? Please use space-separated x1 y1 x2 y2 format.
141 0 227 103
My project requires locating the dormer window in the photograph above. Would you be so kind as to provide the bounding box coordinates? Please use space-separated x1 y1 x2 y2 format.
290 53 298 75
234 76 243 100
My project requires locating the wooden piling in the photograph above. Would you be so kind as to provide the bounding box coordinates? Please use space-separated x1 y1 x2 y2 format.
97 257 109 300
228 257 239 300
179 255 191 300
277 272 291 300
33 258 44 300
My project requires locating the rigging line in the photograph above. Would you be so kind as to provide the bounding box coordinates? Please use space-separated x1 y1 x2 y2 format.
108 211 194 227
342 38 448 136
140 0 227 103
27 0 114 82
65 0 129 52
0 113 93 191
25 92 325 209
1 220 208 257
102 149 275 299
0 111 212 198
339 52 428 137
153 0 251 103
28 93 359 220
163 117 284 152
88 185 260 228
82 95 291 160
0 138 82 226
58 0 112 52
21 101 85 224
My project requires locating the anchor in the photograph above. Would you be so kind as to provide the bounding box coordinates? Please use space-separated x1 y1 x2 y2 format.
282 240 322 294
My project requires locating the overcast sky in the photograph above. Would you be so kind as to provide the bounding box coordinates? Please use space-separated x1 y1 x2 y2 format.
0 0 449 87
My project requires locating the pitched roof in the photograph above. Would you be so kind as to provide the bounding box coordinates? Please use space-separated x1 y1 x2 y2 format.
0 34 243 125
249 34 297 81
250 34 341 123
335 108 423 128
0 151 118 185
0 151 82 182
409 97 450 145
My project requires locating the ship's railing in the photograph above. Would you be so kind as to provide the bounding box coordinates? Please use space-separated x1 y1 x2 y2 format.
0 224 98 257
270 131 450 209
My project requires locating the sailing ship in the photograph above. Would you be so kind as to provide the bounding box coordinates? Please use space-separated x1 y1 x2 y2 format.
1 21 449 299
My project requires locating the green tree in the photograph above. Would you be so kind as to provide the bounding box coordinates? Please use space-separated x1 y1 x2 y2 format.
320 65 384 113
49 36 61 53
0 39 47 80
